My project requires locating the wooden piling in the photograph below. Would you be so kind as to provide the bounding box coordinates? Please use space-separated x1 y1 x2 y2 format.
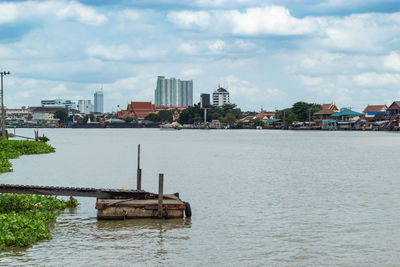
137 144 142 190
137 169 142 191
158 173 164 218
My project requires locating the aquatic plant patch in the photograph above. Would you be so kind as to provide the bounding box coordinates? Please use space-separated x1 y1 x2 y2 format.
0 194 78 249
0 140 55 173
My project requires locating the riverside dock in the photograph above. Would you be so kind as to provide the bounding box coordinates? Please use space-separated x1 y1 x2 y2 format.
0 145 191 219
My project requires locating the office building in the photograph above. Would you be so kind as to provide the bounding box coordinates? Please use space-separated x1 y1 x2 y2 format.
94 90 104 113
155 76 193 107
213 86 230 106
41 99 76 110
77 100 93 114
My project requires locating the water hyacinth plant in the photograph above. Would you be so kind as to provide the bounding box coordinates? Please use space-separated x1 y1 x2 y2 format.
0 194 79 249
0 139 77 249
0 140 55 173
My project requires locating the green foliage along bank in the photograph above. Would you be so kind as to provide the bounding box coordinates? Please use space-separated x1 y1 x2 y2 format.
0 194 78 249
0 140 55 173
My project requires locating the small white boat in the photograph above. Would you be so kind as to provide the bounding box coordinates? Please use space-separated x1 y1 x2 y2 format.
160 120 182 130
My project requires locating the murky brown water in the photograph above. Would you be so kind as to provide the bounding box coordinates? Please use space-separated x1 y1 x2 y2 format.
1 129 400 266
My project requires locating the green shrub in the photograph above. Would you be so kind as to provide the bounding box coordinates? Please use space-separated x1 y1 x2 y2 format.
38 135 50 143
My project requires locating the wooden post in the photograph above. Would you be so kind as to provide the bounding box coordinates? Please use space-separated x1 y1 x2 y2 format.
137 169 142 191
158 173 164 218
137 144 141 190
137 144 140 169
34 129 38 141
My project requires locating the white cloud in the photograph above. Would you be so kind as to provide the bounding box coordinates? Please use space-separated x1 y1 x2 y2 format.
0 2 18 23
167 10 210 29
54 1 107 25
384 51 400 72
137 46 167 59
107 75 154 102
109 77 138 91
265 88 285 97
0 0 107 25
180 68 203 77
120 9 141 21
194 0 261 6
234 40 255 49
298 75 323 86
222 75 262 104
319 13 397 52
208 40 225 51
49 84 69 96
354 72 400 86
168 7 400 55
179 43 198 54
226 6 322 35
85 44 133 60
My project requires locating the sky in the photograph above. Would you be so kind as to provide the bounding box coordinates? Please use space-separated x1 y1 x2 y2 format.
1 0 400 112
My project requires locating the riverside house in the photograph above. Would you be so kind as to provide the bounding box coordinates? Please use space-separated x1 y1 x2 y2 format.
30 106 63 126
330 109 363 130
314 103 339 128
386 101 400 128
362 105 387 121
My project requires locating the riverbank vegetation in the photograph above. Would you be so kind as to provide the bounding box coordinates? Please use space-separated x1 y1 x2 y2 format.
0 140 78 249
145 103 244 125
0 140 55 173
275 101 322 124
0 194 78 249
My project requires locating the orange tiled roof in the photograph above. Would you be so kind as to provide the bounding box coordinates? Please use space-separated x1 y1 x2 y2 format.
363 105 387 114
118 101 156 119
314 109 336 115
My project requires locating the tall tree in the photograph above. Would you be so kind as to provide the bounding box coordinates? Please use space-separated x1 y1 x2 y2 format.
54 109 68 123
225 112 237 126
145 113 159 122
158 110 173 123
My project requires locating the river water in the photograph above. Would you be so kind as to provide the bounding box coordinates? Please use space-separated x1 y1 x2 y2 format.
1 129 400 266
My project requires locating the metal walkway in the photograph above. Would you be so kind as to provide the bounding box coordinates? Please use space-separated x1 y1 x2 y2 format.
0 184 151 199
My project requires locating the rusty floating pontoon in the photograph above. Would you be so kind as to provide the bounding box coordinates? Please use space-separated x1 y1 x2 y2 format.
0 144 191 219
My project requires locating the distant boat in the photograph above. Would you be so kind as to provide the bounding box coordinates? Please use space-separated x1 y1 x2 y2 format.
160 120 182 130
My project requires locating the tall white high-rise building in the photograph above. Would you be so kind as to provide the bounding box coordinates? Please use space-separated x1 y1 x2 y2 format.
213 86 230 106
155 76 193 107
94 90 104 113
77 100 93 114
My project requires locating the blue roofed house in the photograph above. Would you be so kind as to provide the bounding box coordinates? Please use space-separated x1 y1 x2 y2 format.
362 105 387 121
330 109 363 129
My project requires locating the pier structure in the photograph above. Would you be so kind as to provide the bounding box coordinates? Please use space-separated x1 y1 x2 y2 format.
0 144 191 219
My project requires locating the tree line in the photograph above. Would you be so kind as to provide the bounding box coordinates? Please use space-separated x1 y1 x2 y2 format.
145 103 243 125
275 101 322 124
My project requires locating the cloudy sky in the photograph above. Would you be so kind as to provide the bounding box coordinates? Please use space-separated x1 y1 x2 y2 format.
1 0 400 112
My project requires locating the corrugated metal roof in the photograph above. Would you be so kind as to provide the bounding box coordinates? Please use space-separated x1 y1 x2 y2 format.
266 119 281 123
330 109 363 117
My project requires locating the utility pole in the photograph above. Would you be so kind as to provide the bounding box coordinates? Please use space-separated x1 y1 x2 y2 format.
1 71 10 140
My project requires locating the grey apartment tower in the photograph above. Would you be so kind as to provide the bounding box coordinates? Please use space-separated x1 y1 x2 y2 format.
94 90 104 113
155 76 193 107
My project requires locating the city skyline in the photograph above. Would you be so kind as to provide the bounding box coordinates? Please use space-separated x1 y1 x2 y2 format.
0 1 400 112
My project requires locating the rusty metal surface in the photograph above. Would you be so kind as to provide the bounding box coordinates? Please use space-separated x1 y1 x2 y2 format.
0 184 150 199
